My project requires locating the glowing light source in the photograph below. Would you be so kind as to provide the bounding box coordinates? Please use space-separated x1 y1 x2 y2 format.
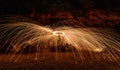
94 48 103 52
52 31 65 36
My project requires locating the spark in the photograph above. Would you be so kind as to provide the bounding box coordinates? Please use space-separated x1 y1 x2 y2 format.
0 22 119 65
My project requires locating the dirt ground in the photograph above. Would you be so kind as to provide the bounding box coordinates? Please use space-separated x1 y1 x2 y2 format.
0 52 119 70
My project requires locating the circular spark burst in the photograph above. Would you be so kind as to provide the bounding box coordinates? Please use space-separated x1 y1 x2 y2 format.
0 22 120 64
0 22 119 53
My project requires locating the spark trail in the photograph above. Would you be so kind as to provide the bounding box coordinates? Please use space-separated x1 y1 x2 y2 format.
0 22 119 64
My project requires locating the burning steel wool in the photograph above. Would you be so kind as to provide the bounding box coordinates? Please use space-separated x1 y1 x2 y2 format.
0 22 120 64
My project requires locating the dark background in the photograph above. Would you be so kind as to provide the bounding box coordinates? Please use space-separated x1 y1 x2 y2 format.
0 0 120 15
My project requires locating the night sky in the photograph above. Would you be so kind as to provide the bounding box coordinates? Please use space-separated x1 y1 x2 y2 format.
0 0 120 15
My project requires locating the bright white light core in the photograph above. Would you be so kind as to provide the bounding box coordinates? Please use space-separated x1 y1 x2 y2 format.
94 48 103 52
52 31 65 36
